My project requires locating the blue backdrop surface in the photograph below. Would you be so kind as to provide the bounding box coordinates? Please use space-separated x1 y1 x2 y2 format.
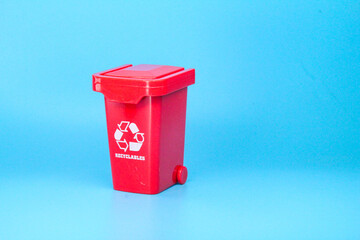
0 1 359 239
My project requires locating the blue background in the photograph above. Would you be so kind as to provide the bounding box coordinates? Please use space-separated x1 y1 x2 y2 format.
1 1 359 239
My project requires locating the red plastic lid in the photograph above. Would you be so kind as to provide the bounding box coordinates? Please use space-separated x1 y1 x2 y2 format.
93 64 195 104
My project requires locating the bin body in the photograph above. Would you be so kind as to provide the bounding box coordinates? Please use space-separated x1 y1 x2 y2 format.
93 64 195 194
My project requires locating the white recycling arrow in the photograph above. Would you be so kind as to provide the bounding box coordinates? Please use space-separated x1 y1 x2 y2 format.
114 129 123 141
129 123 139 134
118 121 130 132
134 133 144 143
116 139 128 152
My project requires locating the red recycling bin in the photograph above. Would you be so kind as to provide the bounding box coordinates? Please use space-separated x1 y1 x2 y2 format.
93 64 195 194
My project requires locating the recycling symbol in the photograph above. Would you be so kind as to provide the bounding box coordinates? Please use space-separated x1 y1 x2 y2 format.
114 121 145 152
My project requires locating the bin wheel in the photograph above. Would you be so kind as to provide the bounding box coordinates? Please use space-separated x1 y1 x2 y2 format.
176 166 188 185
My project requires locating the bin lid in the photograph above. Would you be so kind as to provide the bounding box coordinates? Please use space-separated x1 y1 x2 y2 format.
93 64 195 104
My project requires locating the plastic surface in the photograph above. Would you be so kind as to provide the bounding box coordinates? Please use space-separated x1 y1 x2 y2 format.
93 64 195 194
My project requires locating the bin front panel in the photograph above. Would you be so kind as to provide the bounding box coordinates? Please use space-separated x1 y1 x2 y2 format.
104 96 162 194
